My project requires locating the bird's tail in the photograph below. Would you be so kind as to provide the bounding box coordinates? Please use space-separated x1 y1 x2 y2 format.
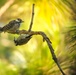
0 27 3 33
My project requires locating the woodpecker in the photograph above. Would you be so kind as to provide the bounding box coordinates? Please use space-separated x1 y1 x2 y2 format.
1 18 24 33
14 34 32 46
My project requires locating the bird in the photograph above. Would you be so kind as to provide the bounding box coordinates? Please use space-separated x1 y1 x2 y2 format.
14 34 32 46
0 18 24 33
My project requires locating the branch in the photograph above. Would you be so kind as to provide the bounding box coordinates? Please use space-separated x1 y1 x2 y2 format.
28 4 35 32
0 3 66 75
13 30 65 75
0 0 15 18
37 31 66 75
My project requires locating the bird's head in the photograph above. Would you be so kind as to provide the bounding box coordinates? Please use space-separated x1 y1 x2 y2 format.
16 18 24 23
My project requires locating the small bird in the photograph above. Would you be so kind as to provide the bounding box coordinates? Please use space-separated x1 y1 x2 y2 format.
14 34 32 46
1 18 24 33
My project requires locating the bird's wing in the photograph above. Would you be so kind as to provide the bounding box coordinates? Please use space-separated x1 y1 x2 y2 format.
2 20 16 31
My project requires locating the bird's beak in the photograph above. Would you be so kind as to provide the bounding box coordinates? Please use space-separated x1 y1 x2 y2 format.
22 21 24 22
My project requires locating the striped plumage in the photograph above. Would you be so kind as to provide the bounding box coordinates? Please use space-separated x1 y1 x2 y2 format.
1 18 24 33
14 34 32 46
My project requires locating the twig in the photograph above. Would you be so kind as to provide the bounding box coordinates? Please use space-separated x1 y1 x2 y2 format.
37 31 66 75
0 3 66 75
0 0 15 18
28 4 35 32
32 31 66 75
13 30 66 75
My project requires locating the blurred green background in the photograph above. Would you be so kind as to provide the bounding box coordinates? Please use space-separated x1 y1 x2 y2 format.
0 0 76 75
